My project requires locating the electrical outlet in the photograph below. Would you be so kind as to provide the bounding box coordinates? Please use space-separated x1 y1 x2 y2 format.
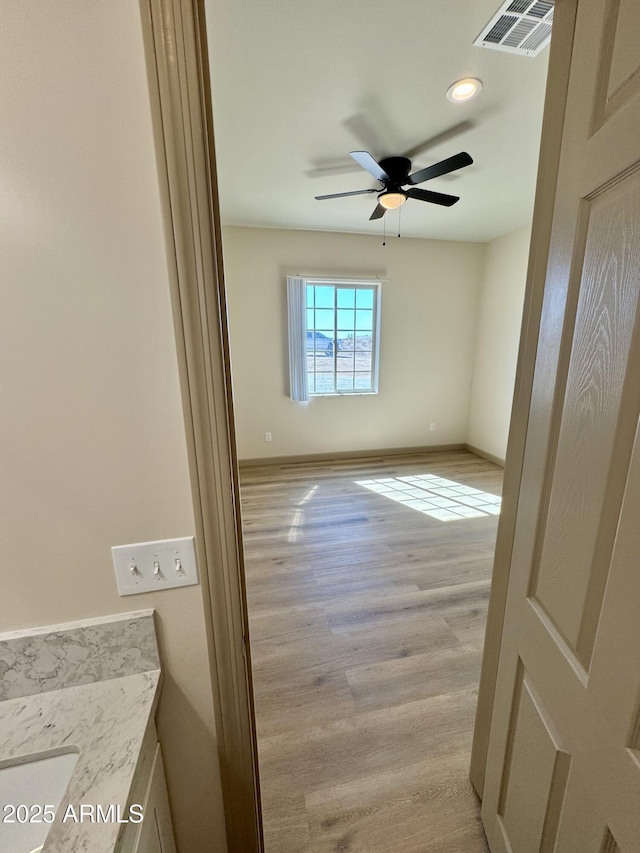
265 432 272 442
112 536 198 596
430 422 436 431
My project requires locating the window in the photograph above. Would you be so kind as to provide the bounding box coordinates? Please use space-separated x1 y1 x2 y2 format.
304 280 381 395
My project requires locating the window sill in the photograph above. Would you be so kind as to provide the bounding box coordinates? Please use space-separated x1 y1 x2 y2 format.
310 391 379 397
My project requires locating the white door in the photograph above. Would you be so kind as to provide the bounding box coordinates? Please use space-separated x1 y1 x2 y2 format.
480 0 640 850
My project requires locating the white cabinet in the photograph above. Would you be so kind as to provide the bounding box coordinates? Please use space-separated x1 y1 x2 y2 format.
131 744 177 853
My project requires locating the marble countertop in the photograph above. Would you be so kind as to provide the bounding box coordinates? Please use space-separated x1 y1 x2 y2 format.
0 612 162 853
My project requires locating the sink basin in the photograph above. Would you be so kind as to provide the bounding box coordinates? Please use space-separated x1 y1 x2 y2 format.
0 751 78 852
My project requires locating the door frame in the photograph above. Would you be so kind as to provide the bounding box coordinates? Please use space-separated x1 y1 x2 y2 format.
139 1 262 850
138 0 581 848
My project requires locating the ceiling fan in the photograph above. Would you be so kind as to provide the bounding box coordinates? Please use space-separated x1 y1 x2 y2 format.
314 150 473 220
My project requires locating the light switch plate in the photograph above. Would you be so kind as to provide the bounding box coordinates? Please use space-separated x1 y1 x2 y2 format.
112 536 198 596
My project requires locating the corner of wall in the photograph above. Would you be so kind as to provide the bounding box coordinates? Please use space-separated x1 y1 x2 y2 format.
466 225 533 463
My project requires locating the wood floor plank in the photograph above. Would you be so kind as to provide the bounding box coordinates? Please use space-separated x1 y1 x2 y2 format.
248 603 330 643
305 752 488 853
253 666 358 736
258 691 479 793
325 581 491 634
442 610 489 652
260 790 311 853
345 645 483 712
240 450 499 851
252 616 460 675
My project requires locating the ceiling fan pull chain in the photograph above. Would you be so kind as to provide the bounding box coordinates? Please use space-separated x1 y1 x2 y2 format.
398 205 402 239
382 217 386 247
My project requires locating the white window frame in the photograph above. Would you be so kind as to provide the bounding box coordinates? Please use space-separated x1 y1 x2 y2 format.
291 276 383 398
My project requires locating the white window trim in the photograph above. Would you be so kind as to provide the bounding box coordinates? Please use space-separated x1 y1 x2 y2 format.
287 276 384 399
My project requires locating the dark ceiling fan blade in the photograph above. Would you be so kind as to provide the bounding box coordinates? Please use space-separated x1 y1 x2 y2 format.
407 188 460 207
402 121 475 160
350 151 390 182
407 152 473 186
369 203 386 220
315 188 378 200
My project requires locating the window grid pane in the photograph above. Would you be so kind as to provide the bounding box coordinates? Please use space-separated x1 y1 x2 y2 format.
356 289 373 309
337 352 355 372
337 288 355 308
337 374 354 390
355 309 373 331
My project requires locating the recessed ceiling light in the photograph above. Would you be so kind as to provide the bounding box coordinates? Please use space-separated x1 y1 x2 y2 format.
446 78 482 103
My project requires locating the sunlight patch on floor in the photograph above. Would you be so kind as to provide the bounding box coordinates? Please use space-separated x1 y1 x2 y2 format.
355 474 501 521
287 484 319 541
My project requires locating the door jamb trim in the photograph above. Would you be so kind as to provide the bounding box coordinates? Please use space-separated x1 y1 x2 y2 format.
138 0 263 849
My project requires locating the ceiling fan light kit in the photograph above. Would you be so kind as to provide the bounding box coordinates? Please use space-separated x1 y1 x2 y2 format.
379 192 407 210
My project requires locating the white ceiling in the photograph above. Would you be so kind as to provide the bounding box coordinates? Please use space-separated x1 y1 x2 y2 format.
205 0 550 243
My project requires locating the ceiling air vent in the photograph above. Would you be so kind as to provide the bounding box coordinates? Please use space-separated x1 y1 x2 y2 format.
474 0 554 56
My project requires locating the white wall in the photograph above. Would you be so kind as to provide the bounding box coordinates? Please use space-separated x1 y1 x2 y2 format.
223 226 485 460
467 226 532 462
0 3 227 851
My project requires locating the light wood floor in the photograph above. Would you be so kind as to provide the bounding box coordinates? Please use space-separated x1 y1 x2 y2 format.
240 450 500 852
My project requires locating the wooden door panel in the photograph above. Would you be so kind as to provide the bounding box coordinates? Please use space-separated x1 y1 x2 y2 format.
600 829 621 853
594 0 640 127
498 674 570 853
550 772 614 853
587 421 640 749
485 419 640 850
480 0 640 849
533 172 640 664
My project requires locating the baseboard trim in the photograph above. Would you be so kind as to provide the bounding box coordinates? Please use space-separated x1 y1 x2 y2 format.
238 443 466 468
465 443 505 468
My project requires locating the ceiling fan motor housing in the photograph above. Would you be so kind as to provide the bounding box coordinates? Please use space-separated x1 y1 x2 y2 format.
377 156 412 186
